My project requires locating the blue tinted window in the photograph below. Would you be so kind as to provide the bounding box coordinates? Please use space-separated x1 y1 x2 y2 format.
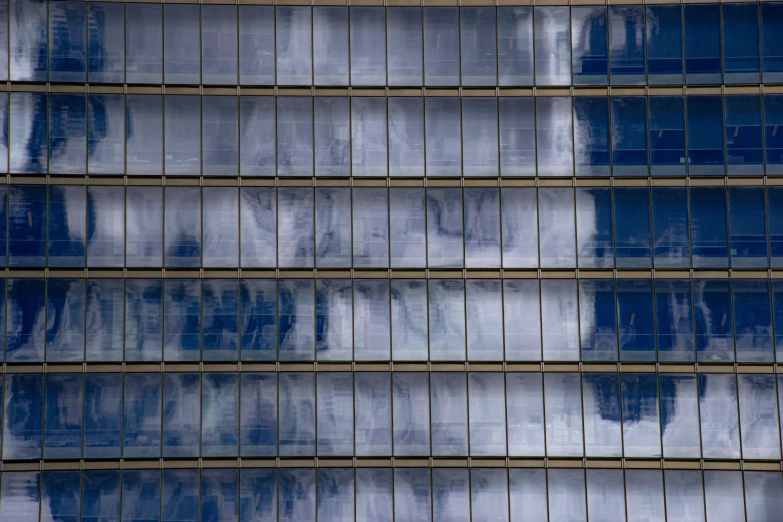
162 469 198 522
0 95 7 173
6 279 45 362
351 8 386 86
162 373 200 457
762 3 783 83
241 469 277 522
393 373 430 455
126 94 163 175
4 374 43 459
498 7 533 86
88 3 124 83
425 97 461 176
617 280 655 361
544 374 583 455
240 279 277 361
316 279 353 361
280 469 315 521
165 187 201 268
704 472 744 520
700 376 741 459
428 279 466 361
314 97 350 176
535 7 570 85
576 187 613 268
88 93 125 175
317 372 354 456
395 470 432 521
352 188 388 268
461 7 496 86
202 469 239 522
652 187 690 268
499 98 536 176
656 280 695 362
202 279 239 361
278 187 313 267
536 97 573 176
10 0 47 82
462 98 498 176
571 7 608 86
202 373 239 457
163 279 201 361
729 187 768 268
745 471 783 520
49 2 86 82
541 280 579 361
646 5 683 84
690 187 729 268
357 469 393 522
430 372 468 456
609 6 645 84
239 6 274 85
84 373 122 459
766 95 783 175
694 279 734 362
464 188 500 268
277 97 313 176
87 186 124 268
240 187 276 267
621 373 661 457
239 97 276 176
352 97 388 177
391 280 428 361
582 373 622 457
0 281 6 359
501 187 538 268
279 373 315 456
278 279 315 361
733 280 773 363
125 279 163 361
122 470 161 522
468 374 507 457
86 279 124 361
665 470 705 519
573 97 610 176
387 7 423 86
165 95 201 175
46 279 85 362
126 4 162 84
726 95 763 175
44 374 83 459
684 4 721 84
689 88 727 173
0 472 40 520
202 96 239 176
311 8 347 87
315 187 351 267
539 187 576 267
240 373 277 456
49 93 86 174
82 470 121 521
770 187 783 267
660 374 700 457
10 92 48 174
503 280 542 361
0 5 6 81
163 5 199 84
354 280 390 361
507 373 544 455
203 187 238 268
433 468 470 522
355 373 391 456
202 5 238 85
723 3 760 84
466 280 503 360
277 7 312 85
611 97 648 175
427 187 463 268
424 8 459 86
387 188 424 265
47 186 86 267
613 187 652 268
579 279 617 361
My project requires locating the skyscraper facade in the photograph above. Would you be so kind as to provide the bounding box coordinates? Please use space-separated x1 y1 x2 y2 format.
0 0 781 520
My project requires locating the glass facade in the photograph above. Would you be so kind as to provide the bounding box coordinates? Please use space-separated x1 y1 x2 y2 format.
0 1 782 520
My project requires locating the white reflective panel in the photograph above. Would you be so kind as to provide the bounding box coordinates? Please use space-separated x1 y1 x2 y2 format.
428 279 466 361
509 469 547 522
664 470 705 522
503 280 542 361
544 373 584 457
433 468 470 522
541 279 580 361
547 469 586 522
466 280 504 361
586 469 626 522
625 470 665 522
506 373 545 456
699 374 741 459
471 469 509 522
704 471 746 522
660 374 702 458
394 469 432 522
468 373 507 457
391 280 429 361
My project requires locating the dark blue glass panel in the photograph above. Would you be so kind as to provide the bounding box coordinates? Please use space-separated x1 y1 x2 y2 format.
646 5 683 84
390 280 428 361
393 373 430 455
729 187 768 268
582 373 621 457
356 469 393 522
425 97 461 176
651 187 690 268
352 97 388 177
87 186 124 268
163 279 201 361
162 373 200 458
46 279 85 362
126 4 161 84
163 5 199 84
547 470 586 521
428 280 466 361
240 373 277 456
766 95 783 175
240 279 277 361
688 96 726 175
123 373 161 458
122 470 161 522
762 3 783 83
279 469 316 521
723 3 760 84
202 5 237 85
621 373 661 457
354 280 390 361
240 186 276 267
613 187 652 268
279 373 316 456
88 3 124 83
536 97 573 176
387 7 423 87
498 7 533 86
42 471 80 522
202 279 239 361
6 279 45 362
433 468 470 522
125 279 163 361
161 469 198 522
355 372 392 456
239 6 275 86
278 279 315 361
571 7 607 86
0 472 40 520
466 280 503 361
202 187 239 268
276 6 312 85
10 0 47 82
240 469 277 522
84 373 122 459
424 7 460 86
774 281 783 359
660 374 700 457
314 97 350 176
49 93 86 174
47 185 86 267
690 187 729 268
10 92 48 174
684 4 721 84
126 94 163 175
770 187 783 267
501 187 538 268
575 187 613 268
43 374 83 459
462 98 498 176
164 187 201 267
725 95 763 175
430 372 468 456
617 279 655 361
534 7 571 86
202 97 239 176
49 2 86 82
541 280 579 360
3 374 43 459
87 93 125 175
352 188 388 268
733 280 773 363
461 7 497 86
700 376 741 459
499 98 536 176
610 97 648 175
503 280 542 361
539 187 576 267
164 95 201 175
316 279 353 361
202 373 239 457
656 280 695 362
317 373 354 456
9 187 46 265
388 97 424 177
315 187 351 267
277 97 314 177
82 470 121 521
578 279 617 361
573 97 610 176
202 469 239 522
609 6 645 84
126 187 162 268
394 469 432 521
695 279 734 362
350 8 385 86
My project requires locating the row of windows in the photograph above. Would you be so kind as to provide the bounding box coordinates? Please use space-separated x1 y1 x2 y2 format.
6 184 783 270
6 92 783 177
7 1 783 88
0 468 777 522
0 371 780 460
2 276 783 364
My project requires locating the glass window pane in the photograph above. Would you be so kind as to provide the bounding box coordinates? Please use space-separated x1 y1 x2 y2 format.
646 6 683 84
49 93 86 174
161 469 199 522
277 7 312 85
279 373 316 456
239 97 275 176
571 7 608 86
49 2 86 82
609 6 645 85
582 373 622 457
277 97 314 176
202 469 239 522
10 92 47 174
240 279 277 361
687 95 725 175
573 97 611 177
503 280 541 361
162 373 200 457
738 374 781 460
651 187 689 268
723 3 760 84
163 279 201 361
576 187 613 268
614 187 652 267
4 374 43 460
694 279 734 362
394 469 432 522
535 7 571 85
541 279 579 361
203 187 239 268
690 187 729 268
428 279 466 361
317 468 354 522
10 0 47 82
498 8 533 86
544 373 583 456
733 280 773 363
47 186 86 267
766 95 783 175
611 97 648 176
466 280 503 361
125 279 163 361
278 187 313 268
88 93 125 175
425 98 462 176
88 3 124 84
509 469 547 522
163 5 199 84
704 471 745 522
664 470 705 521
461 7 497 86
391 279 428 361
655 280 695 362
202 279 239 361
316 187 351 267
1 472 40 520
278 279 315 361
202 373 239 457
424 7 459 86
314 96 350 176
317 372 353 456
388 97 424 177
433 468 470 522
0 95 7 173
239 6 275 85
352 97 388 177
745 471 783 522
427 187 463 268
45 279 85 362
352 188 388 268
393 373 430 456
684 4 721 84
43 374 83 459
507 373 544 456
126 4 161 84
536 97 574 175
82 470 121 521
353 280 390 361
165 95 201 175
84 373 122 459
6 279 45 362
430 372 468 456
621 373 661 457
729 191 768 270
617 280 655 361
649 96 686 176
240 373 277 457
499 98 536 176
464 188 500 268
625 470 665 522
202 96 238 176
240 187 276 267
126 94 163 175
165 187 201 268
241 469 277 522
539 187 576 268
763 3 783 82
122 470 161 522
86 279 124 362
547 470 586 522
586 469 625 521
351 8 385 86
659 374 701 458
462 98 498 177
579 279 618 362
468 373 507 456
357 469 392 522
700 374 741 459
387 7 423 86
390 188 426 268
201 5 237 85
501 187 538 268
316 279 352 361
87 186 124 268
726 95 763 175
355 372 391 456
471 469 509 522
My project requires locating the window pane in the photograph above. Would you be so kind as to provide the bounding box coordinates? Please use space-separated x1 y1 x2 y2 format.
278 279 315 361
86 278 124 361
660 374 701 458
745 471 783 522
425 98 462 176
576 187 613 268
573 97 611 176
203 187 238 268
694 279 734 362
723 3 760 84
163 279 201 361
316 279 352 361
393 373 430 456
582 373 622 457
162 469 199 522
202 96 238 176
387 8 422 86
733 280 773 363
471 469 509 522
499 98 536 176
571 7 607 86
704 471 745 522
49 2 86 82
655 280 695 362
126 4 161 84
579 279 618 361
462 98 498 176
202 469 239 522
646 6 683 84
725 95 763 175
464 188 500 268
690 187 729 268
430 372 468 456
614 187 652 267
314 35 349 102
617 280 655 361
6 279 45 362
388 97 424 177
608 6 646 86
4 374 42 460
45 279 85 362
390 188 426 268
651 187 689 268
10 0 47 82
503 280 542 361
355 372 391 456
43 374 83 459
687 95 725 175
357 469 393 522
82 470 120 521
317 468 354 522
162 373 200 457
395 469 432 521
699 374 741 459
163 5 199 84
684 4 721 84
240 279 277 361
509 469 547 521
539 187 576 268
427 187 463 268
765 95 783 175
202 279 239 361
626 470 665 522
202 373 239 456
461 7 497 86
536 97 574 175
424 8 459 86
88 3 124 84
84 373 122 459
122 470 161 522
165 187 201 268
354 280 390 361
240 373 277 456
352 188 388 268
48 186 86 267
165 95 201 175
239 6 275 85
315 187 351 267
279 373 316 456
241 469 277 522
277 97 313 176
466 280 503 361
240 187 276 267
0 95 7 173
88 93 125 175
276 7 312 85
501 187 538 268
762 3 783 83
351 8 386 86
126 94 163 175
87 186 124 268
433 468 470 522
621 373 661 457
544 373 583 456
391 280 428 361
468 373 507 456
240 97 276 176
10 92 47 174
497 8 533 86
506 373 544 456
201 5 237 85
49 93 86 174
535 7 571 85
611 97 648 176
317 372 353 456
664 470 705 521
428 279 466 361
547 470 586 522
738 374 781 460
352 97 388 177
648 95 686 176
278 187 313 268
541 280 579 360
587 469 625 521
125 279 163 361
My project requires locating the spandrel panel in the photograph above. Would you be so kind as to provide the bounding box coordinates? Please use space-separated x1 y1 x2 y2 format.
353 188 389 268
466 280 503 361
541 279 579 361
315 279 353 361
684 4 721 84
621 373 661 457
425 98 462 176
462 98 499 176
86 278 124 361
503 280 542 361
202 469 239 522
277 97 313 177
42 471 80 522
499 98 536 176
125 279 163 362
394 469 432 522
317 468 354 522
315 7 350 85
163 279 201 361
202 96 239 176
161 469 199 522
468 373 507 457
655 279 695 362
427 187 463 268
353 280 390 361
547 469 586 522
393 373 430 456
576 187 613 268
582 373 622 457
6 278 45 362
240 373 277 456
387 7 423 86
535 7 571 85
3 374 43 460
733 280 773 363
587 469 625 522
544 373 584 456
10 0 47 82
699 374 741 459
201 5 238 85
279 372 316 456
84 373 122 459
48 93 86 174
162 373 200 458
578 279 618 361
356 469 393 522
314 97 350 176
163 4 200 84
202 373 239 457
239 6 275 86
46 279 85 362
165 187 201 268
43 374 83 459
663 470 705 522
0 472 40 520
278 279 315 361
390 187 426 268
763 3 783 83
355 372 392 456
47 185 86 267
471 469 509 522
646 6 683 84
648 95 686 176
430 372 468 456
723 3 760 84
611 97 648 176
609 6 645 85
239 97 276 176
461 7 497 87
509 469 548 522
240 469 278 522
506 373 545 456
501 187 538 268
87 3 124 84
651 187 689 267
276 6 312 86
687 95 725 175
573 97 611 176
164 95 201 175
202 279 239 361
704 471 746 522
617 280 655 361
428 279 466 361
87 93 125 175
240 186 277 267
82 470 121 521
738 374 781 460
352 97 388 177
659 374 701 458
125 4 162 84
433 468 470 522
729 186 768 268
614 187 652 267
498 7 534 86
536 97 574 175
424 7 460 86
391 279 428 361
388 97 425 176
10 92 47 174
351 8 386 86
203 187 239 268
316 372 354 456
87 186 124 268
126 94 163 175
315 187 352 267
464 188 500 268
240 279 277 361
690 187 729 268
538 187 576 268
122 470 161 522
625 470 665 522
571 7 608 86
725 95 763 175
694 279 734 362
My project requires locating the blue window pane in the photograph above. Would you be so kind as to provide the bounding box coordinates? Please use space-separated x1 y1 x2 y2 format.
49 2 86 82
6 279 45 362
579 280 618 362
202 5 237 85
356 469 393 522
395 471 432 522
126 4 162 84
82 470 120 521
651 187 689 268
240 373 277 456
726 95 763 175
239 98 276 176
571 7 607 86
544 373 583 456
388 97 424 177
88 93 125 175
535 7 571 85
202 373 239 457
165 95 201 175
501 188 538 268
162 373 200 457
582 374 622 457
509 469 547 521
424 8 459 86
611 97 648 175
239 6 275 85
617 280 655 361
723 3 760 84
316 279 353 361
10 0 47 82
621 373 661 457
425 98 461 176
536 97 573 176
729 187 767 268
163 279 201 361
44 374 83 459
202 96 238 176
0 281 6 359
316 187 351 267
547 470 586 522
0 95 7 173
125 279 163 361
471 469 509 522
240 187 276 267
279 373 316 456
387 7 423 86
503 280 542 361
461 7 497 86
701 378 741 455
277 97 313 177
240 279 277 361
10 92 47 174
690 187 729 268
202 279 239 361
126 95 163 175
202 469 239 522
123 373 162 458
390 188 426 268
165 187 201 267
614 187 652 267
163 5 199 84
49 93 86 174
393 373 430 456
762 3 783 83
203 187 238 268
84 373 122 459
47 185 86 267
278 279 315 361
466 280 503 361
87 186 124 268
353 280 390 360
775 281 783 360
462 98 498 177
427 187 463 267
506 373 544 456
433 468 470 522
664 471 704 521
46 279 85 362
88 3 124 83
162 469 198 522
468 373 507 456
586 469 624 520
687 95 725 175
655 280 695 362
573 97 610 176
609 6 645 85
464 188 500 268
276 7 312 86
0 4 7 80
428 280 466 361
539 187 576 267
738 375 780 460
430 372 467 456
4 374 43 460
352 188 388 268
352 97 388 177
355 372 391 456
122 470 161 522
733 280 773 363
645 6 683 84
240 469 277 522
575 187 613 268
660 374 701 458
695 279 734 362
391 280 428 361
279 469 316 521
745 471 783 522
350 8 385 86
317 372 354 456
541 279 579 361
499 98 536 176
705 471 745 522
684 5 721 84
0 472 40 520
314 97 350 176
766 95 783 175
